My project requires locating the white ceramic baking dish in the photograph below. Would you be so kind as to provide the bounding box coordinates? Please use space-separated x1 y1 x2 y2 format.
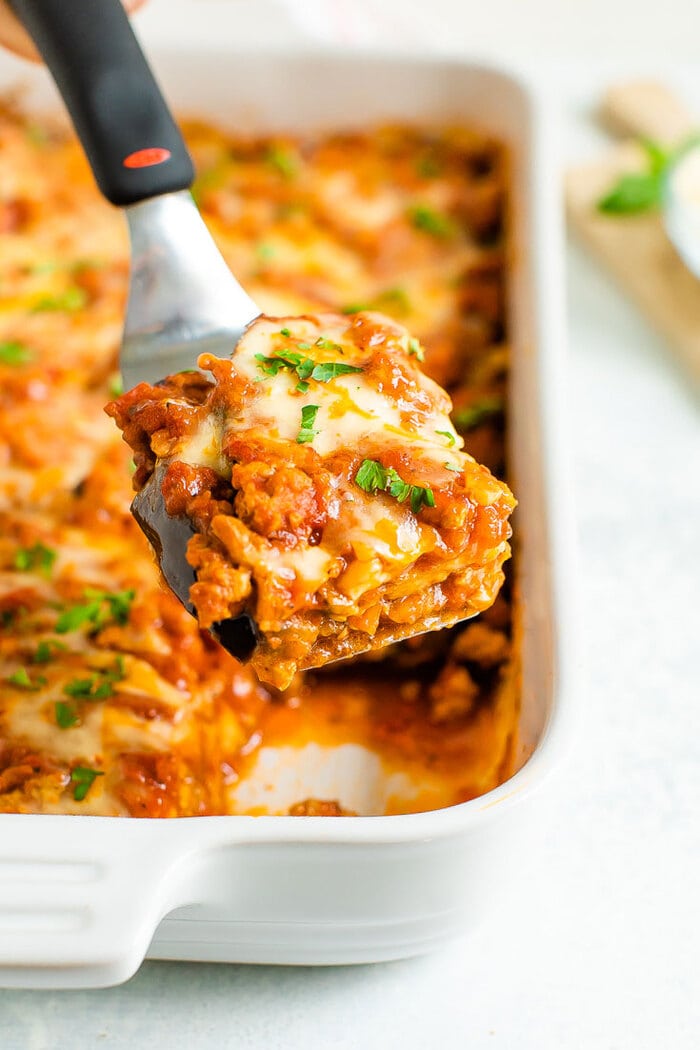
0 47 573 989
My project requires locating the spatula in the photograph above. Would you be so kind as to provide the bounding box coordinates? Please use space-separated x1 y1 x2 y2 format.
10 0 262 659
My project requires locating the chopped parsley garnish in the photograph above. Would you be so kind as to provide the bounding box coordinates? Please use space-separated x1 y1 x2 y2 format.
354 459 386 493
407 204 456 238
34 639 67 664
598 172 661 215
297 404 320 444
190 157 232 204
108 373 124 398
55 588 135 635
266 145 298 179
410 484 436 513
7 667 47 691
416 154 442 178
26 121 49 147
280 327 292 337
452 397 503 431
597 138 673 215
0 340 34 366
354 459 435 514
14 542 56 576
436 429 456 446
342 287 411 317
31 287 88 313
63 656 126 701
70 766 104 802
255 348 315 391
444 462 460 472
55 702 79 729
408 337 425 362
314 337 344 352
310 361 362 382
256 349 362 391
597 136 700 215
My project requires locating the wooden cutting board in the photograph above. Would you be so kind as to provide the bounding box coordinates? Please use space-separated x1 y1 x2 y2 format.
565 80 700 385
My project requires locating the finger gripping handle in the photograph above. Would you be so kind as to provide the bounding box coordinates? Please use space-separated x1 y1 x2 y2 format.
8 0 194 205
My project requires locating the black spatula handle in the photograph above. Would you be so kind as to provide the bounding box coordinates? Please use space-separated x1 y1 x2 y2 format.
8 0 194 205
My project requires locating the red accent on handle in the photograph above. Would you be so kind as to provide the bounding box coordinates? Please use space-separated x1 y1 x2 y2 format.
122 147 172 169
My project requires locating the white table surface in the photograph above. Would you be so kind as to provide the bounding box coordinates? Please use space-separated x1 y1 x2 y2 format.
1 2 699 1047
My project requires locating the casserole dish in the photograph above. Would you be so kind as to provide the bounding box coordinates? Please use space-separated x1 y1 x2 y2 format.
0 47 571 988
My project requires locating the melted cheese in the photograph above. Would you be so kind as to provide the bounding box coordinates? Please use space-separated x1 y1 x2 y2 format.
225 315 461 459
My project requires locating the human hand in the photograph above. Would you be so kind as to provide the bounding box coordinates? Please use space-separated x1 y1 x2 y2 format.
0 0 148 60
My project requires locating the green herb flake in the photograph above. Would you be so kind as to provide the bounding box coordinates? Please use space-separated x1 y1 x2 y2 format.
342 288 411 317
34 639 67 664
55 588 135 635
596 136 700 216
407 204 456 238
190 156 233 205
0 341 34 366
256 350 362 388
408 337 425 362
354 459 435 515
70 766 104 802
256 242 276 261
385 467 411 503
279 327 292 337
108 373 124 398
314 337 343 352
310 361 362 382
416 154 442 178
597 172 661 215
452 397 503 431
444 462 460 471
436 429 456 446
296 404 320 445
55 702 79 729
411 486 435 513
26 122 49 147
31 287 88 313
373 287 411 315
27 260 60 276
63 656 126 701
63 675 113 700
14 542 56 576
266 145 299 179
7 667 47 691
355 459 388 494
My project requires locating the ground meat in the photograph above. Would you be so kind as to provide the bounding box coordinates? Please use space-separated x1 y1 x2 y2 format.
429 664 479 723
449 621 510 666
232 459 329 547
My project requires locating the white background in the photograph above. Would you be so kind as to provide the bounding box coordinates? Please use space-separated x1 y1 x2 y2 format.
1 1 699 1047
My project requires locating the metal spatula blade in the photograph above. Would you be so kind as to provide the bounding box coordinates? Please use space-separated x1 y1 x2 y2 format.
122 191 259 389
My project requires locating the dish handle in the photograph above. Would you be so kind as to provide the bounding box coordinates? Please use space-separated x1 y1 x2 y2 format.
0 819 197 988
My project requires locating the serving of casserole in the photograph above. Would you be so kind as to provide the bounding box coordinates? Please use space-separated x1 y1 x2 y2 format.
0 48 570 987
